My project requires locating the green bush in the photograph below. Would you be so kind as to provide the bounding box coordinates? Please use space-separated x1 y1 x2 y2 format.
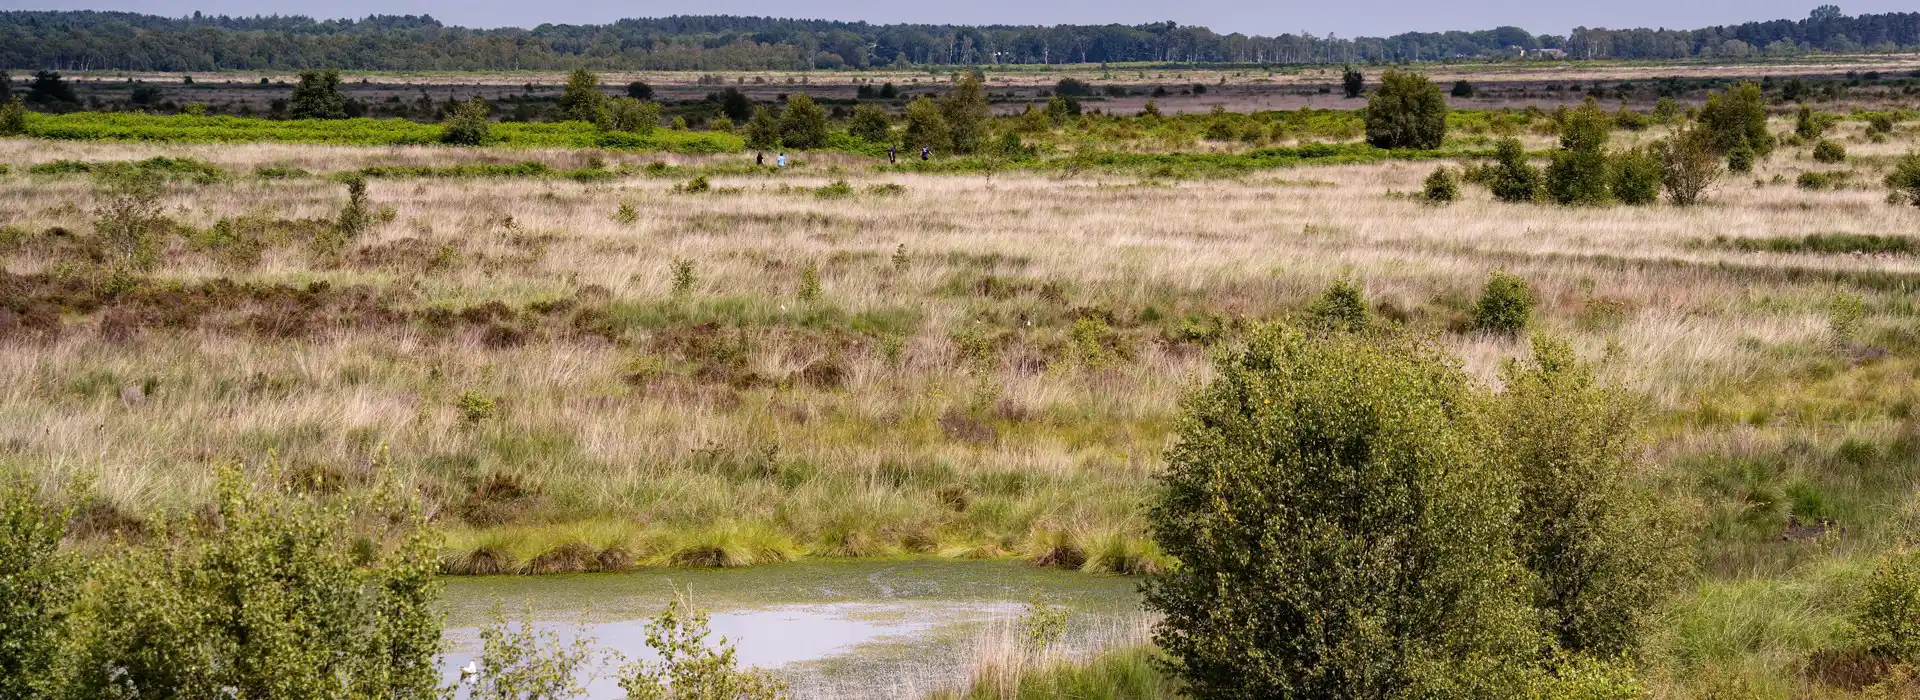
1659 126 1723 206
1487 138 1542 203
558 67 606 123
1727 145 1755 174
603 97 662 135
1797 170 1852 191
778 94 829 150
1853 548 1920 662
439 97 492 146
903 96 951 152
848 104 891 143
1451 80 1475 98
941 74 991 153
0 96 25 136
1422 166 1459 204
1698 82 1774 159
1342 66 1364 98
1885 153 1920 207
92 168 169 274
1610 148 1663 205
288 69 346 119
1545 99 1612 206
1145 327 1542 699
1812 139 1847 164
1472 270 1534 336
0 475 74 699
619 595 789 699
1364 70 1448 150
1305 278 1371 332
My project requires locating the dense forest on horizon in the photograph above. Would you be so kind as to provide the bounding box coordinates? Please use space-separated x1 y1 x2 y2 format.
2 5 1919 71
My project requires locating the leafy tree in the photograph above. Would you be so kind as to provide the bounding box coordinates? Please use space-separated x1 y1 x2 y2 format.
93 168 169 274
903 96 950 152
778 94 829 149
604 96 661 134
1451 80 1475 98
744 105 781 150
1545 98 1612 205
619 595 790 699
0 70 9 101
1364 70 1447 150
1472 270 1534 335
55 467 443 698
1610 147 1662 205
1145 327 1541 699
1888 152 1920 207
0 474 74 699
940 73 991 153
715 87 753 123
558 67 606 123
1044 95 1078 125
26 70 76 106
288 69 347 119
1658 125 1723 206
1795 105 1827 139
440 97 492 145
0 96 25 136
1487 137 1541 203
1054 78 1091 97
848 104 891 143
1423 166 1460 204
626 80 654 100
1341 65 1364 98
1697 82 1773 158
1497 337 1686 657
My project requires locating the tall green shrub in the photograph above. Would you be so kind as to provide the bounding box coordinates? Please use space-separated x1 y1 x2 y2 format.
1885 152 1920 207
288 69 347 119
1697 82 1774 159
558 67 606 123
1306 279 1371 333
1658 126 1723 206
1423 166 1460 204
1610 147 1663 206
0 475 74 699
848 104 891 143
1364 70 1448 150
778 94 829 150
439 97 492 145
1545 99 1613 206
1854 548 1920 663
93 168 169 274
0 96 25 136
1472 271 1534 336
603 97 661 134
744 105 781 150
903 96 951 152
1488 138 1541 203
1342 66 1365 98
1145 327 1541 699
940 73 991 153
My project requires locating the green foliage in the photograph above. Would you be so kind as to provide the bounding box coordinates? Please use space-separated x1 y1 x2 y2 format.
627 81 654 100
1498 338 1686 657
618 594 790 700
0 96 25 136
903 96 950 152
1365 70 1448 150
1610 148 1662 205
0 474 74 699
941 73 991 153
1697 82 1773 158
1545 99 1612 206
1726 145 1754 174
744 106 780 150
468 604 600 700
1473 270 1534 336
440 97 492 146
1044 95 1077 125
604 97 662 135
559 67 606 123
1885 152 1920 207
778 94 829 149
891 243 910 273
671 258 697 296
1811 139 1847 164
1658 126 1723 206
288 69 347 119
848 104 891 143
56 466 443 699
1487 137 1542 203
1853 548 1920 663
798 261 822 301
456 391 499 424
1422 166 1460 204
1795 106 1833 140
92 168 169 274
1452 80 1475 98
615 202 638 223
1306 278 1371 332
1145 327 1542 699
20 111 742 153
1797 170 1852 191
813 180 853 198
317 174 372 259
1342 66 1365 98
1710 232 1915 255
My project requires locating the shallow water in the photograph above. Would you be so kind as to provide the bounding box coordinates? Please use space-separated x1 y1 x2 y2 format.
440 559 1144 699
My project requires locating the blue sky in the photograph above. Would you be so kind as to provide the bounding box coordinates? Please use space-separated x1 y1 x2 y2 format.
1 1 1909 37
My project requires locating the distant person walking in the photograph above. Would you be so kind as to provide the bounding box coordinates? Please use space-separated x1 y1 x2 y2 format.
920 146 930 161
776 152 787 168
888 144 897 164
756 152 764 166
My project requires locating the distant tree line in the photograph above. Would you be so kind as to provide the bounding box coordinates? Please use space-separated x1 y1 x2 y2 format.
2 6 1918 71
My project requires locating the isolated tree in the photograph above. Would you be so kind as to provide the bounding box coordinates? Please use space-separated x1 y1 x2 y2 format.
1545 98 1612 205
848 104 891 143
603 96 661 134
626 80 653 100
288 69 347 119
1044 94 1077 125
25 71 76 107
715 87 753 123
1697 82 1773 159
1451 80 1475 98
1146 327 1540 699
1610 147 1663 205
744 105 780 150
1795 105 1827 140
1472 271 1534 336
778 94 829 149
1341 65 1365 98
558 67 606 123
1497 337 1687 657
1657 125 1723 206
1423 166 1460 204
903 96 951 152
1305 279 1371 333
1365 70 1448 150
940 72 991 153
439 97 492 145
1487 137 1541 203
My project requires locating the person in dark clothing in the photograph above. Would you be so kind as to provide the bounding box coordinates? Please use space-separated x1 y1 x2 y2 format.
756 152 764 166
920 146 930 161
888 145 896 164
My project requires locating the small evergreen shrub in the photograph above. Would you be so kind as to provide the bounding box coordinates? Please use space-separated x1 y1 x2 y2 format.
1812 139 1847 164
1472 270 1534 336
1422 166 1459 204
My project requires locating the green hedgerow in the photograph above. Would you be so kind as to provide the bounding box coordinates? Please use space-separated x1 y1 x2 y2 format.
1472 270 1534 336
